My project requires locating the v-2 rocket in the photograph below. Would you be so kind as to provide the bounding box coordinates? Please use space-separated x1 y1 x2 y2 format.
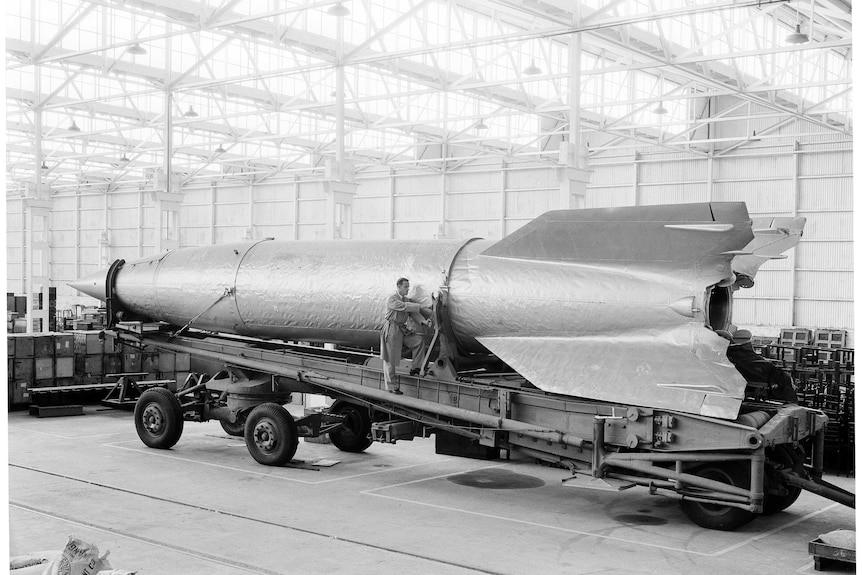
70 202 804 420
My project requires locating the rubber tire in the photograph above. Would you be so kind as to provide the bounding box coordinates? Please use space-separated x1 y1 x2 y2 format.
244 403 299 466
679 462 757 531
134 387 184 449
220 417 246 437
328 401 373 453
763 445 804 515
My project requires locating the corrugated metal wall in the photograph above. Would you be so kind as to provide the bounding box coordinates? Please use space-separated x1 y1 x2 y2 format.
8 132 852 344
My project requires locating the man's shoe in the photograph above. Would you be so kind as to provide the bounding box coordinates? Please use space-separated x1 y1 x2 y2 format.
409 369 420 376
390 389 403 395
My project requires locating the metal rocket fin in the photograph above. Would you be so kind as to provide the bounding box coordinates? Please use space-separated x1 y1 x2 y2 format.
479 203 753 286
731 216 805 282
477 325 747 420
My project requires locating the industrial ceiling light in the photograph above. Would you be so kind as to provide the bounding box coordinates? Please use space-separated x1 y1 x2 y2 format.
785 23 809 44
183 105 199 118
652 102 668 115
68 120 81 132
215 144 227 154
127 43 147 55
474 118 489 131
120 154 130 163
750 130 761 142
523 59 542 75
40 161 49 171
327 3 350 17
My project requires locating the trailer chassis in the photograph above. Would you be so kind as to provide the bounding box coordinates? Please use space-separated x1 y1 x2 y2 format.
122 326 853 530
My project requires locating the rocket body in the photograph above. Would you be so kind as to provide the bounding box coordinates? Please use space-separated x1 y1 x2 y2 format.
71 203 804 420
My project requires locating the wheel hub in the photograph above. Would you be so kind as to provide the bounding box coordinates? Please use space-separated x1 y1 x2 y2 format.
253 420 277 452
142 404 165 434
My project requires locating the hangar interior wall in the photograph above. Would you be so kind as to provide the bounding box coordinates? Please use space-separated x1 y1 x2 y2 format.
7 138 853 344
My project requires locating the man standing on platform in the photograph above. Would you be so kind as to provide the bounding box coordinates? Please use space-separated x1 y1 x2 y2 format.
381 278 431 394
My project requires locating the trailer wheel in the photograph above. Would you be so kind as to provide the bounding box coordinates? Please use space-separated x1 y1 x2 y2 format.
220 416 246 437
135 387 184 449
245 403 298 466
328 401 373 453
679 463 756 531
763 445 804 515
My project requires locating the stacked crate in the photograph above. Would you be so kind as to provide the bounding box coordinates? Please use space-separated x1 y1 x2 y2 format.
7 332 76 407
779 327 811 347
8 334 34 407
54 333 75 385
74 330 108 384
6 290 57 333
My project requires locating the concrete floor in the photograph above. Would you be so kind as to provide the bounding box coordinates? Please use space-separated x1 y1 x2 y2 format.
8 404 856 575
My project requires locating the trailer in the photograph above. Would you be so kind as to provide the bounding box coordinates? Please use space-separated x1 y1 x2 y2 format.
120 321 854 532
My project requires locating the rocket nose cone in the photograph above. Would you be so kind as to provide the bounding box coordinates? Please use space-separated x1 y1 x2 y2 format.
68 268 109 301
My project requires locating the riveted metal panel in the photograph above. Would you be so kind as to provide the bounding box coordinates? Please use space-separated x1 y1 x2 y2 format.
732 297 793 326
799 177 852 210
505 189 559 218
253 183 292 202
740 269 792 297
639 158 708 182
181 188 209 205
800 149 852 175
78 194 103 210
638 183 708 205
214 203 250 227
802 212 853 239
108 192 137 208
214 185 249 204
712 180 794 213
395 174 438 196
179 228 209 247
446 170 501 192
507 168 556 189
253 200 292 226
447 220 501 240
796 270 854 300
586 188 632 209
796 241 852 270
352 222 389 239
180 204 209 226
796 301 854 331
714 154 793 178
590 163 632 186
447 191 501 221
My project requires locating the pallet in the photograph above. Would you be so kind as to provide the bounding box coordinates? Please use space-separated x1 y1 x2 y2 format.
29 404 85 418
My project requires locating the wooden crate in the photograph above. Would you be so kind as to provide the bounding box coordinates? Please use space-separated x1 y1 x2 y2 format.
10 380 29 406
158 352 175 373
176 353 190 371
104 353 123 375
814 330 847 349
142 352 159 374
11 334 35 358
13 358 34 383
34 357 54 380
55 356 75 378
33 334 54 358
123 352 142 373
53 333 74 356
73 330 104 355
83 355 104 375
780 328 811 347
